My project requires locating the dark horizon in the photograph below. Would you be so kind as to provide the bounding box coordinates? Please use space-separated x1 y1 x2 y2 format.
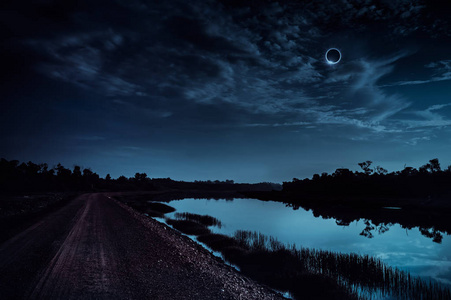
1 156 447 186
2 1 451 183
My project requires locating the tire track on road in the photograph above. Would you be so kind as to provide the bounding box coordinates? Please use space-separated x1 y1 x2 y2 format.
1 193 283 300
30 194 123 299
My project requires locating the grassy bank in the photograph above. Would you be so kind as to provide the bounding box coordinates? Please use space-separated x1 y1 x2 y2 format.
168 213 451 300
122 196 451 300
197 229 451 300
174 212 223 228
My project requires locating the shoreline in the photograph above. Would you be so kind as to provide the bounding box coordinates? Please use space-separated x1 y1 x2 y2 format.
118 191 451 300
109 192 284 299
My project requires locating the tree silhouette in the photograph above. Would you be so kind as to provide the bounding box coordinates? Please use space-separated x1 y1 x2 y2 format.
56 163 71 178
419 158 441 173
134 172 148 183
429 158 441 172
73 165 82 178
358 161 373 175
374 166 388 175
117 175 127 183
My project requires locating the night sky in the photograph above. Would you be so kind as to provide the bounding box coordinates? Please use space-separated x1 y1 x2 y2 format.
1 0 451 183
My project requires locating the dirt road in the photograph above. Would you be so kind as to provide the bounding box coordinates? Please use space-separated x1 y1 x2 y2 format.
0 193 282 299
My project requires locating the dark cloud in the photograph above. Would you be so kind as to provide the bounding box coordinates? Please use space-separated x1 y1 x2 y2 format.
1 0 451 181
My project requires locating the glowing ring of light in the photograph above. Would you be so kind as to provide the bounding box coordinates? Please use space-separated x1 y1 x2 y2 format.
325 48 341 64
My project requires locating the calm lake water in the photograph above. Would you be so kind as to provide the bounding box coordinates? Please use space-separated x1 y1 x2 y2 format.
161 198 451 286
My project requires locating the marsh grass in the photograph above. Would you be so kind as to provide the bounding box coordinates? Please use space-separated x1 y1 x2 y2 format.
165 219 211 236
165 212 223 236
232 230 451 300
128 201 176 217
158 210 450 300
174 212 222 228
198 231 353 299
197 233 238 251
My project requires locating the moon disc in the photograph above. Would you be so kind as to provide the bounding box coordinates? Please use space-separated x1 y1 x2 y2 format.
326 48 341 64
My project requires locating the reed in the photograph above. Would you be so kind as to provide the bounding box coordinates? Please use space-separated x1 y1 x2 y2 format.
159 211 451 300
165 219 211 236
233 230 451 300
197 233 238 251
174 212 222 228
200 230 353 299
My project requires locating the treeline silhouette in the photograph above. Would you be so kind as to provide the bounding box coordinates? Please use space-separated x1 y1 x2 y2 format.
283 159 451 199
242 159 451 243
0 158 279 194
0 159 102 192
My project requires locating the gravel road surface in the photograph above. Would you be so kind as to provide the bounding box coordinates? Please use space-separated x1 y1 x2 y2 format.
0 193 283 299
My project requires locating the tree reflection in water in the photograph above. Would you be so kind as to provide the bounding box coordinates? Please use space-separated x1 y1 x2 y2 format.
287 202 447 244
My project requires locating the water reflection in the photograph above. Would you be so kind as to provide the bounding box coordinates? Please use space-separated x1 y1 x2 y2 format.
164 198 451 285
285 201 448 244
334 218 444 244
419 227 443 243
